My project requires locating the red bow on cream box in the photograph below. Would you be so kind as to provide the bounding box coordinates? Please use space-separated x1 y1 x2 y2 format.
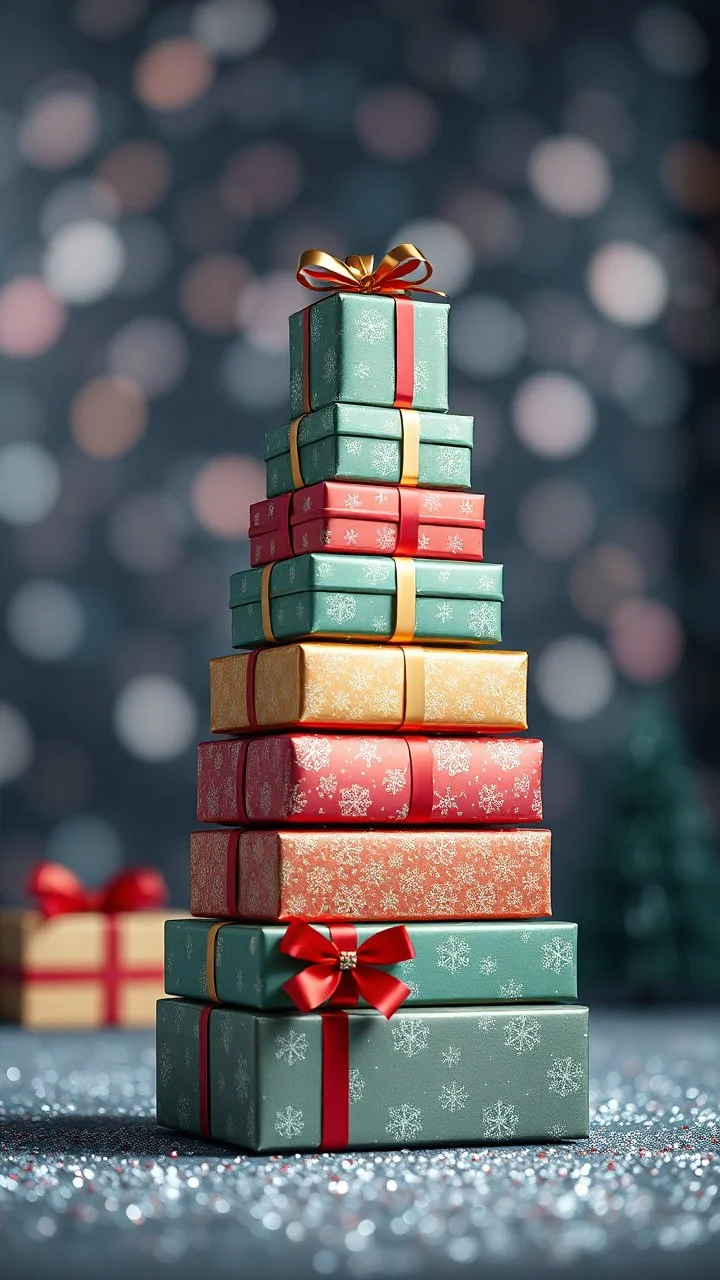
0 862 176 1029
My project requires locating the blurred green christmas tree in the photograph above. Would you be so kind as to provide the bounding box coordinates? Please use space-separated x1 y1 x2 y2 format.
584 696 720 1000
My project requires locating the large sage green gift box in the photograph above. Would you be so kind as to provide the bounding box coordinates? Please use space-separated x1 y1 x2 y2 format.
230 554 503 649
289 294 449 415
265 405 473 497
156 999 589 1151
165 919 578 1008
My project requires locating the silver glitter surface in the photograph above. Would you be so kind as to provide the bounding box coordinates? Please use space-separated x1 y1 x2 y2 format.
1 1012 718 1280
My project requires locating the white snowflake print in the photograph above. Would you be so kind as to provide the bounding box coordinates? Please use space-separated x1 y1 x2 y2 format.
542 936 574 975
371 615 387 632
468 603 497 639
374 490 389 506
320 530 333 546
375 525 396 551
483 1099 519 1141
246 1103 257 1147
177 1095 191 1128
425 883 458 915
431 740 471 776
513 772 531 798
504 888 525 912
547 1056 584 1097
421 492 442 513
446 534 464 554
418 533 431 550
549 1123 568 1139
380 889 399 913
465 883 496 914
459 498 475 515
274 1105 305 1140
259 778 272 815
436 935 471 973
371 440 397 477
269 465 279 487
356 307 390 345
477 783 505 815
413 359 429 391
386 1103 423 1142
339 784 372 817
355 361 371 380
391 1019 430 1057
479 955 498 976
362 561 392 586
438 450 465 481
477 1015 494 1033
343 528 359 545
435 601 454 625
531 786 543 818
436 568 451 583
494 853 514 884
157 1044 173 1087
323 345 337 382
503 1016 541 1055
249 934 257 955
442 1045 461 1069
334 884 366 915
216 1070 225 1093
345 438 363 455
294 737 332 772
274 1030 308 1066
433 786 466 817
349 1068 365 1102
486 740 523 772
344 492 362 509
302 495 313 513
235 968 244 993
235 1053 250 1100
382 767 407 796
184 933 193 959
325 593 356 625
399 867 425 894
286 783 307 815
354 740 382 767
522 870 541 896
439 1081 469 1113
219 1011 234 1053
225 1112 235 1141
520 930 531 944
290 366 303 404
316 773 337 798
499 978 524 1000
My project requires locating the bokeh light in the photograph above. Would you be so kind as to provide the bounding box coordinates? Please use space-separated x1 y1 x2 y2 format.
390 219 474 294
0 703 34 785
18 80 100 170
191 454 266 537
536 636 616 720
96 139 172 212
518 479 596 561
134 38 215 112
528 135 612 217
180 254 252 333
6 579 85 662
610 342 690 426
219 142 302 217
635 5 710 78
442 189 523 265
569 544 646 625
46 813 123 882
0 278 66 358
587 241 669 327
561 90 635 161
236 271 304 353
43 219 126 304
107 317 188 398
0 443 60 527
70 376 148 458
107 492 185 573
192 0 276 57
450 295 526 377
609 596 684 682
113 675 196 761
74 0 150 39
661 140 720 215
39 178 119 238
355 85 438 161
513 374 596 458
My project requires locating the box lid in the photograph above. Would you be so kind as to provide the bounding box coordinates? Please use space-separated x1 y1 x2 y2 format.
229 554 504 606
264 405 474 462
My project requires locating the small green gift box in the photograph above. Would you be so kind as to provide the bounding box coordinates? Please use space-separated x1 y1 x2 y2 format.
229 554 503 649
289 293 449 415
165 919 578 1008
156 999 589 1151
265 404 473 498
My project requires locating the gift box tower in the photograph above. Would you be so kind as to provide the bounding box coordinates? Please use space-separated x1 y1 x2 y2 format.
157 244 589 1151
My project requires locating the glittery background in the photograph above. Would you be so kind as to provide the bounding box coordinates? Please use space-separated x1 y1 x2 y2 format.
1 1013 718 1279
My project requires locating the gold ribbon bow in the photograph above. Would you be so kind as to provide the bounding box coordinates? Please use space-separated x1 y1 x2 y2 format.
297 243 446 296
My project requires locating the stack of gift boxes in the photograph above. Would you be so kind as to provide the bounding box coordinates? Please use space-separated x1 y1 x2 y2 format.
157 249 589 1151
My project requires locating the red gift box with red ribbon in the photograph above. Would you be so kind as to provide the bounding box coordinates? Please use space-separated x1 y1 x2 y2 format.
248 483 486 567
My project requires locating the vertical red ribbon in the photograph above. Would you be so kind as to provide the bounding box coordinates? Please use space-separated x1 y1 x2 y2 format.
395 487 421 554
321 1011 350 1150
302 307 312 413
234 740 249 824
393 297 415 408
198 1005 213 1137
245 650 259 730
225 830 240 916
103 915 120 1025
406 736 434 823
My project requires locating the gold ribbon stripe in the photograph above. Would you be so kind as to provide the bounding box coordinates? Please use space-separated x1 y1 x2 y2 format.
401 645 425 728
392 558 416 643
205 922 225 1003
260 564 275 643
399 409 420 486
288 416 305 489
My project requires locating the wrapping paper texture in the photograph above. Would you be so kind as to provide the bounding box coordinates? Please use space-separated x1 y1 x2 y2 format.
249 484 485 566
265 405 472 497
210 644 528 733
189 827 552 921
230 556 503 648
288 294 449 415
165 919 578 1008
156 999 590 1152
0 909 176 1028
197 734 542 826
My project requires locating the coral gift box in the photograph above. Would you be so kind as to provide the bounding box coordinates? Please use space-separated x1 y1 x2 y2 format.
249 483 486 566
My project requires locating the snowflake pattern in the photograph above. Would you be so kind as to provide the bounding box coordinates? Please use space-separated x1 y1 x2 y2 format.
386 1103 423 1142
477 1015 494 1033
177 1095 191 1128
294 738 332 772
499 978 524 1000
503 1016 541 1055
361 561 392 586
376 526 396 550
338 784 372 817
542 936 575 974
355 361 371 380
343 528 358 545
354 740 382 767
435 602 454 625
274 1105 305 1140
468 603 498 638
483 1099 519 1141
439 1081 469 1112
382 767 407 796
356 307 390 344
431 740 472 776
371 440 398 477
436 935 471 973
274 1030 308 1066
447 534 465 554
157 1044 173 1087
391 1019 430 1057
349 1068 365 1102
234 1053 250 1100
442 1045 461 1069
547 1056 584 1097
479 954 498 975
325 593 356 625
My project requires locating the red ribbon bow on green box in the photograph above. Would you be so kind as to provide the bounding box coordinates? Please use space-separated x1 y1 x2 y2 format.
280 919 415 1017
